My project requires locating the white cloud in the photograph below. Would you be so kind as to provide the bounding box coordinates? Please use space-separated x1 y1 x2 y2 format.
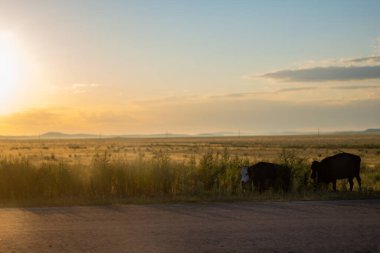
48 83 101 94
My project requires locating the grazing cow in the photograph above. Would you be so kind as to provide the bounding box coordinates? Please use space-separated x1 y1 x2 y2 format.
241 162 291 193
311 152 361 191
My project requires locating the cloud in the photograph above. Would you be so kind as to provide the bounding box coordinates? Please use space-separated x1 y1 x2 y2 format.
347 56 380 64
148 82 379 107
205 87 317 101
259 65 380 82
275 87 317 93
49 83 101 94
331 85 380 90
248 55 380 83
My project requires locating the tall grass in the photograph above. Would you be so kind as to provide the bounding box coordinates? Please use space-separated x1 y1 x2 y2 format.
0 148 379 206
277 149 313 192
0 157 83 201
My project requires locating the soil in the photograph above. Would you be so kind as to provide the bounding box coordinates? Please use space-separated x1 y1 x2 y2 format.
0 200 379 253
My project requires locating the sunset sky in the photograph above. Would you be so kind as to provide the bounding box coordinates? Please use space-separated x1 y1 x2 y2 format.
1 1 380 135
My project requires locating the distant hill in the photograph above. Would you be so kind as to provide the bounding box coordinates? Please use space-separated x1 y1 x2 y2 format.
332 128 380 135
198 131 240 137
39 132 100 139
39 132 191 139
364 128 380 133
0 128 379 140
117 133 190 138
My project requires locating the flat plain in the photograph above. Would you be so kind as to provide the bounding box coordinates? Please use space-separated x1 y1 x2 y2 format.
1 134 380 165
0 133 380 161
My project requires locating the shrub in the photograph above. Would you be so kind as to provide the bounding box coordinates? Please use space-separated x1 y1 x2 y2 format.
277 149 312 192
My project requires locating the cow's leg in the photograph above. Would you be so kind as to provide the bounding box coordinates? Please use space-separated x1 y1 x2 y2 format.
348 178 354 191
283 181 289 192
258 182 264 193
356 175 362 190
332 180 337 191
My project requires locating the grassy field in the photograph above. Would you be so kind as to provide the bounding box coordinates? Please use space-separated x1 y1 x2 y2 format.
0 134 380 206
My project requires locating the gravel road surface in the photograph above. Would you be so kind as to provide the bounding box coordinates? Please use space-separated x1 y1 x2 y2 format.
0 200 379 252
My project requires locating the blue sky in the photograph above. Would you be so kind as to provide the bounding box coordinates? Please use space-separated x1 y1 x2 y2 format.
0 1 380 134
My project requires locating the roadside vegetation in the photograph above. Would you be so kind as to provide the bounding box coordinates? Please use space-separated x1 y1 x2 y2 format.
0 135 379 206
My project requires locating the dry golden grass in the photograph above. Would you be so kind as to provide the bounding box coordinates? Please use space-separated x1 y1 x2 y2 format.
0 133 379 206
1 134 380 165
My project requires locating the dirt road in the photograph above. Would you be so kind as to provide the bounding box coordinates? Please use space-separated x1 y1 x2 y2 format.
0 200 379 252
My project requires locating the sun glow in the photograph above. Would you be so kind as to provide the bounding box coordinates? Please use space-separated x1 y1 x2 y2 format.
0 31 28 113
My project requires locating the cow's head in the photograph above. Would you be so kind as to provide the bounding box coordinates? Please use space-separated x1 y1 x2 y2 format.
241 166 250 187
310 161 320 181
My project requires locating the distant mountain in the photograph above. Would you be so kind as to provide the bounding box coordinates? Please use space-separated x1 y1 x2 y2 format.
117 133 190 138
364 128 380 133
198 131 241 137
0 135 31 140
39 132 191 139
39 132 69 138
331 128 380 135
0 128 379 140
39 132 100 139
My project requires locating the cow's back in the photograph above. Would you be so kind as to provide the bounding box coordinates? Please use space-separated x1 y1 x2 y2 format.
320 153 361 181
249 162 291 191
250 162 278 179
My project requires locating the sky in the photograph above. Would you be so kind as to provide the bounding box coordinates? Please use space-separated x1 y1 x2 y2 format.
0 0 380 135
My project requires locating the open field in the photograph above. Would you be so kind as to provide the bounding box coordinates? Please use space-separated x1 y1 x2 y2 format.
0 134 380 206
2 134 380 165
0 200 379 252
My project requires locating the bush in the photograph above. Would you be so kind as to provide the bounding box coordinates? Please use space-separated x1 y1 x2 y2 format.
277 149 313 192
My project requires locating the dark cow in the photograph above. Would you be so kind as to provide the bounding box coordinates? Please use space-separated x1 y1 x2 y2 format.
241 162 291 192
311 152 361 191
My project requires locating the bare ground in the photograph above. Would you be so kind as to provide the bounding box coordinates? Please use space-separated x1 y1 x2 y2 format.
0 200 379 253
